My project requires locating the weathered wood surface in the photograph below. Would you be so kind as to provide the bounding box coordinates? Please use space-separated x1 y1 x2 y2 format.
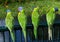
0 14 60 42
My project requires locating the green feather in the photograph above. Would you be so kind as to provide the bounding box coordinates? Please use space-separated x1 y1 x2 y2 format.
46 8 56 40
32 7 39 39
5 12 15 42
18 10 27 42
10 30 15 42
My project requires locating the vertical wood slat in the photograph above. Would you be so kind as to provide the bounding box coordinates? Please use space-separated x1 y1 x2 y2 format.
27 29 32 42
15 30 22 42
21 31 25 42
0 32 4 42
4 31 9 42
2 32 5 42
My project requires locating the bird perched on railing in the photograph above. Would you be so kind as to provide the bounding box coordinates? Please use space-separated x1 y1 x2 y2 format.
32 7 40 39
5 9 15 42
46 7 58 40
18 7 27 42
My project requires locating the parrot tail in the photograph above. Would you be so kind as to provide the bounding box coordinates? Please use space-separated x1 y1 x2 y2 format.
48 26 52 40
34 26 37 39
22 29 27 42
10 30 15 42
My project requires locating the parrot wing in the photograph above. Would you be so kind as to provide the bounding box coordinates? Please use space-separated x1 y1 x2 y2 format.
5 14 14 31
46 12 55 26
5 12 15 42
32 10 39 39
32 11 39 27
18 10 27 42
18 12 27 29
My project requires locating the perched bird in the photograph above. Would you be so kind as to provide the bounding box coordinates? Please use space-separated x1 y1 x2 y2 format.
18 7 27 42
32 7 40 39
5 10 15 42
46 7 58 40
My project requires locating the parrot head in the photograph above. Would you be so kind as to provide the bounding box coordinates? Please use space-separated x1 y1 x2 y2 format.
33 7 39 12
49 7 58 14
18 6 23 12
18 6 25 15
6 9 11 14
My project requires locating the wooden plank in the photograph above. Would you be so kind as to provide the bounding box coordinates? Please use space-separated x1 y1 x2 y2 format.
4 31 9 42
0 32 4 42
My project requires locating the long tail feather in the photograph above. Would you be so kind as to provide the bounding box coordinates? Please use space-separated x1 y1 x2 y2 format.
48 26 52 40
22 29 27 42
34 26 37 39
10 30 15 42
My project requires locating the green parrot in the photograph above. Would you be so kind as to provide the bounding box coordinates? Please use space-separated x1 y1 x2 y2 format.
18 7 27 42
5 10 15 42
46 7 58 40
32 7 40 39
